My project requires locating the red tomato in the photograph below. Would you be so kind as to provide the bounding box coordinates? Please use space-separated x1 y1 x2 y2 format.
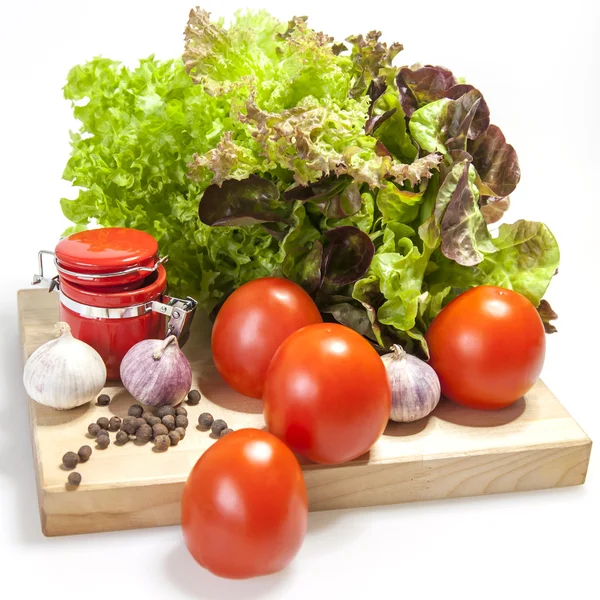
211 277 322 399
426 286 546 410
181 429 308 579
263 323 391 464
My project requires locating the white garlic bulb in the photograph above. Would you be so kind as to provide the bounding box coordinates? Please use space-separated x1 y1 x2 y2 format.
23 322 106 410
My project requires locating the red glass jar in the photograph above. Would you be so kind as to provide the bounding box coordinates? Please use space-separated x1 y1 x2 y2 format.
33 228 196 381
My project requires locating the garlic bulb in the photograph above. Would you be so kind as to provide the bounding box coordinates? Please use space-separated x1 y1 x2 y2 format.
23 322 107 410
381 345 441 422
120 335 192 407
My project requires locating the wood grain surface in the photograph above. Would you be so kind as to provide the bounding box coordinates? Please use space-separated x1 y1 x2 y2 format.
18 289 592 537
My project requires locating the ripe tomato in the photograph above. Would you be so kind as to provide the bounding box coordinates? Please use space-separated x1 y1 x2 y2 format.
181 429 308 579
426 286 545 410
263 323 391 464
211 277 322 399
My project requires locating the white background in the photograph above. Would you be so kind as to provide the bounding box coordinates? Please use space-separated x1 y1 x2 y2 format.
1 0 599 597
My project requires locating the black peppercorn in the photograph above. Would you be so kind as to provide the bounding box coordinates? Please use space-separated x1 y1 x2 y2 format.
152 423 168 438
136 424 152 443
157 405 176 419
96 433 110 449
128 405 144 418
174 426 186 440
121 416 139 435
115 431 129 445
141 411 155 423
175 406 188 417
146 415 161 427
67 472 82 486
88 423 101 437
97 417 110 430
187 390 201 405
78 445 92 463
168 430 181 446
175 415 189 429
62 451 79 469
96 394 111 406
108 416 122 432
136 417 147 430
220 428 234 437
154 434 171 451
198 413 214 430
211 419 227 436
162 414 176 431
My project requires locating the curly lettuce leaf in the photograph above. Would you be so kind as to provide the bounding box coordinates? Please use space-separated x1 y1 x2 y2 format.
376 182 424 224
537 299 558 334
397 65 456 117
198 175 290 226
61 55 285 309
369 91 418 161
468 124 521 198
427 220 560 306
409 89 486 154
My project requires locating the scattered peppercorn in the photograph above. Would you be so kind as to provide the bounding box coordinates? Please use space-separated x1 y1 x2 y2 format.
78 445 92 463
108 416 122 432
141 411 155 423
96 394 111 406
152 423 168 438
162 415 176 431
128 405 144 418
175 415 189 429
187 390 201 406
154 434 171 451
175 406 188 417
198 412 214 430
146 415 161 427
136 424 153 443
168 431 181 446
67 472 82 486
121 416 139 435
136 417 147 430
115 431 129 445
97 417 110 430
62 451 79 469
175 426 186 440
96 433 110 449
157 405 176 419
211 419 227 437
88 423 101 437
220 428 234 437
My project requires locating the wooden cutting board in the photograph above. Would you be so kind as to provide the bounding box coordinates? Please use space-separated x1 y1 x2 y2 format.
18 289 592 537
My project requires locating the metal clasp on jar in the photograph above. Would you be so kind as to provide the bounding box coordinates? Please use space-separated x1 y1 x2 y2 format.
151 296 198 347
32 250 168 288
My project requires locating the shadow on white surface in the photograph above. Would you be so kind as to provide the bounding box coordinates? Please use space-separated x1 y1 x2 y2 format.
0 313 45 544
164 542 294 599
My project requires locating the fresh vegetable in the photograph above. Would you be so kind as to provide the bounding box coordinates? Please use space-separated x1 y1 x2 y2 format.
263 323 391 464
211 277 322 399
426 286 545 409
381 345 441 422
181 428 308 579
120 336 192 407
23 322 107 410
61 8 560 355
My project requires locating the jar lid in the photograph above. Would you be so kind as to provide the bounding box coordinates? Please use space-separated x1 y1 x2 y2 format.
55 228 162 289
